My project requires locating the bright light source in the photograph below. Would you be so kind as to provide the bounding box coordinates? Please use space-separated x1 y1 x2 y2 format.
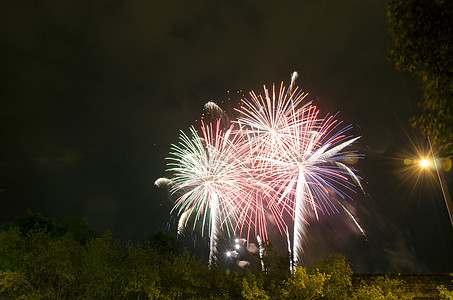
235 244 240 249
235 238 239 243
226 252 231 257
420 159 431 168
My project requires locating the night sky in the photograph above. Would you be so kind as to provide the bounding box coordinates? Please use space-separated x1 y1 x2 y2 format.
1 0 452 273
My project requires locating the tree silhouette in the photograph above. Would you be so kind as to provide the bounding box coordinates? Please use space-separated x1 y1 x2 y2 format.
386 0 453 154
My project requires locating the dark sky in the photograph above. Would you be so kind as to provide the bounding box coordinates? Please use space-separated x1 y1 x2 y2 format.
1 0 452 273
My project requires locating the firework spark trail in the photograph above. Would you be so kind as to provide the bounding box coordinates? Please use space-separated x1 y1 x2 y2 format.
257 235 265 272
235 82 363 268
209 191 220 266
293 169 308 267
286 225 293 272
289 71 298 95
167 120 255 266
336 201 367 239
177 208 192 236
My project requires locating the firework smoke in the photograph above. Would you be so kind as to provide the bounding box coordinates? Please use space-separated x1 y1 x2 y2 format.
204 101 225 117
154 177 172 188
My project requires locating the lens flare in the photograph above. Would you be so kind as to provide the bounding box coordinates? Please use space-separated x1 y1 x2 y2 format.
420 159 431 168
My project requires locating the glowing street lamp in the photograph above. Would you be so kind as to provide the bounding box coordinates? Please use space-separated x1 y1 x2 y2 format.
401 136 452 229
420 159 431 168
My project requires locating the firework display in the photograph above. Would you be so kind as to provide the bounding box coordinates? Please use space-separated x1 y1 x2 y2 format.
236 82 363 267
166 120 255 265
161 76 364 267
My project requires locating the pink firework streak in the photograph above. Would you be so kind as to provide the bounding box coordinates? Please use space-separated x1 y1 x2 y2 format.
235 83 364 268
232 83 312 241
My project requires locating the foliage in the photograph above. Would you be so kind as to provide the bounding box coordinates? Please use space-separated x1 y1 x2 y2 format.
352 283 387 300
1 211 449 299
2 209 55 235
437 273 453 300
147 229 182 255
438 285 453 300
0 227 26 270
57 215 95 244
81 234 123 299
43 233 85 297
0 227 84 298
121 243 161 299
260 242 291 281
352 275 410 300
0 270 31 299
241 271 269 300
157 250 231 299
281 266 330 300
312 253 353 299
386 0 453 153
2 209 94 244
